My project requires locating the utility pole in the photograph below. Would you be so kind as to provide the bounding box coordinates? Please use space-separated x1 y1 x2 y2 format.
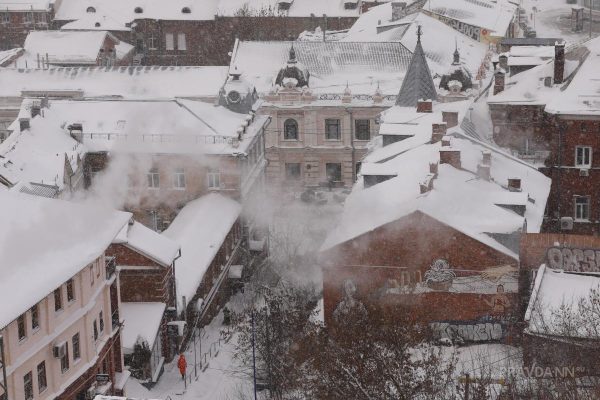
464 373 470 400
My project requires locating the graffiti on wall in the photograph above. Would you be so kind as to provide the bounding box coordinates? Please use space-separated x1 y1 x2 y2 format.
437 15 483 41
546 247 600 273
431 320 506 342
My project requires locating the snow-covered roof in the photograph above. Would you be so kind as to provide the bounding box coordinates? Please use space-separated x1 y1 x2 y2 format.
230 40 412 95
162 193 241 309
113 221 180 267
19 31 129 66
59 13 132 31
546 36 600 115
0 0 52 11
0 66 228 99
323 103 550 256
120 302 166 352
343 8 489 78
525 265 600 339
0 99 84 191
215 0 369 17
0 191 131 329
55 0 218 23
12 99 268 156
0 48 23 67
423 0 516 36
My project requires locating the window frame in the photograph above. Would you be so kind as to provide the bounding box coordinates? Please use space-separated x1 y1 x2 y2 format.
575 146 592 168
207 170 220 189
283 118 299 140
285 163 301 180
1 12 10 23
17 314 27 341
165 33 174 51
147 167 160 189
355 119 371 141
31 304 39 331
54 288 63 312
66 278 75 302
574 196 591 221
148 35 157 50
37 361 47 393
24 12 34 24
24 371 33 400
325 162 342 182
72 333 81 361
60 343 69 373
93 320 99 342
177 33 187 51
99 310 104 333
325 118 341 141
173 168 186 189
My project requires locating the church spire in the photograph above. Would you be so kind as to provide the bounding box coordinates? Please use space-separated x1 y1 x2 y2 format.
453 38 460 65
395 25 438 107
288 44 297 64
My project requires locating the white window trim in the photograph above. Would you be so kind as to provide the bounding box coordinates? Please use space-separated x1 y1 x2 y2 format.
173 169 186 189
207 171 220 189
574 195 591 222
165 33 174 51
148 170 160 189
177 33 187 51
575 146 592 168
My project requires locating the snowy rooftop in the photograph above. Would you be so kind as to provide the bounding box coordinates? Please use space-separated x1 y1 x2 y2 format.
162 193 241 309
215 0 372 17
18 31 131 66
423 0 516 36
0 191 130 329
0 48 23 67
230 40 411 95
343 8 488 77
0 66 228 99
120 302 166 352
525 265 600 339
0 0 52 11
323 105 550 257
0 99 84 192
113 221 180 267
546 36 600 115
11 99 267 156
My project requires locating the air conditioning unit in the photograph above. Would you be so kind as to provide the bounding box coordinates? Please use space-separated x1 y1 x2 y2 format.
560 216 574 230
579 168 590 177
52 342 67 358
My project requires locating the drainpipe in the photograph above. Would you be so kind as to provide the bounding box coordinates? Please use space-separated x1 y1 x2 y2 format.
345 108 355 183
557 116 563 228
172 249 182 311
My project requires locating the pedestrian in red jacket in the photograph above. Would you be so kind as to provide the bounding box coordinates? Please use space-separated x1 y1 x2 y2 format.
177 353 187 380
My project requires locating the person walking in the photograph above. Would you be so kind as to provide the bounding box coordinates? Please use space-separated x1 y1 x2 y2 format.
177 353 187 380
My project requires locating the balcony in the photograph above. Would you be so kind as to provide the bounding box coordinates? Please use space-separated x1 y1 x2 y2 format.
105 256 116 280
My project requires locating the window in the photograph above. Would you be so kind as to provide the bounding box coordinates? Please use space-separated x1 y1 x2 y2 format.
31 304 39 330
90 265 94 286
72 333 80 360
285 163 301 180
54 288 63 312
99 310 104 333
177 33 187 51
148 35 157 50
207 169 220 189
36 12 46 23
60 343 69 372
283 119 298 140
576 146 592 168
24 371 33 400
1 13 9 23
355 162 362 177
66 279 75 302
165 33 174 50
37 361 47 393
325 119 341 140
93 320 98 341
86 6 96 12
355 119 370 141
134 6 143 13
173 168 186 189
17 314 26 340
147 167 160 188
24 12 33 23
575 196 590 221
182 6 191 13
326 163 342 182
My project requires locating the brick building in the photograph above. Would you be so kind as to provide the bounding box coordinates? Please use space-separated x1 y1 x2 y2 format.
106 221 181 382
0 0 57 50
0 191 131 400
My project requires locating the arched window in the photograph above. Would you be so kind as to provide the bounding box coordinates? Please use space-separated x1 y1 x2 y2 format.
134 6 143 13
283 118 298 140
86 6 96 13
181 7 191 13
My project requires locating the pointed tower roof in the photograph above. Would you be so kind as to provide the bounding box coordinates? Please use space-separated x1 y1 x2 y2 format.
395 25 437 107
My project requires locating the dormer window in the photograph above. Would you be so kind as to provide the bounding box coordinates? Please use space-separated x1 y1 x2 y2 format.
344 0 358 9
134 6 143 13
278 0 292 11
181 7 191 13
86 6 96 13
227 91 241 104
94 22 100 27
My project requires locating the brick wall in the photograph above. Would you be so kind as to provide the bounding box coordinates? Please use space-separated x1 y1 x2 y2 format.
488 103 550 154
0 10 54 50
321 211 518 326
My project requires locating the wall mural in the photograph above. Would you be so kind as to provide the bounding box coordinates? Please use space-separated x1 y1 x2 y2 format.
546 246 600 273
333 279 368 322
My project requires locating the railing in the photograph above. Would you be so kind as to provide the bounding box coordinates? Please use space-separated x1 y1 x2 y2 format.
317 93 397 101
80 132 236 145
105 256 116 280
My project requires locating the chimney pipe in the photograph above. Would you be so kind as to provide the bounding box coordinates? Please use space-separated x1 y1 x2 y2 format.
417 99 433 113
442 111 459 128
554 41 565 84
391 2 407 21
431 122 447 143
477 164 491 181
493 70 505 95
498 54 508 71
439 149 461 169
482 150 491 165
508 178 521 192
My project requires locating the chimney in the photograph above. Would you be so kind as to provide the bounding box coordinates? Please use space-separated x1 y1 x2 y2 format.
498 54 508 71
554 41 565 84
508 178 521 192
440 149 461 169
19 118 30 131
477 163 491 181
482 150 491 165
419 173 435 194
429 162 438 175
431 122 447 143
30 102 41 118
391 2 407 21
417 99 433 113
493 70 505 95
68 123 83 143
442 111 459 128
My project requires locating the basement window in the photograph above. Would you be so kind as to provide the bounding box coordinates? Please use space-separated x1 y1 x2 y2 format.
182 7 191 13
